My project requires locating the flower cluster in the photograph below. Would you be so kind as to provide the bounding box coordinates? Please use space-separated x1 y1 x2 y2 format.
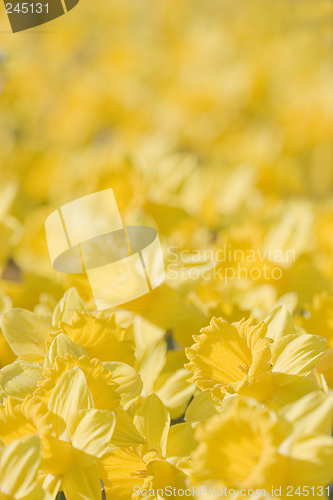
0 0 333 498
0 289 333 499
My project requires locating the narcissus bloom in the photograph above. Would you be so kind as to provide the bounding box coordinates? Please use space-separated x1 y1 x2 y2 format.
35 354 121 412
0 373 116 499
186 306 325 409
186 316 273 401
98 393 196 500
190 396 333 498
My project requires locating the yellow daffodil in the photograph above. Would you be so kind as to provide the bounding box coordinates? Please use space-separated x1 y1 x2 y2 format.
35 354 121 412
98 394 196 500
186 305 325 409
0 396 53 447
190 396 333 498
186 316 273 400
40 329 143 409
38 366 117 500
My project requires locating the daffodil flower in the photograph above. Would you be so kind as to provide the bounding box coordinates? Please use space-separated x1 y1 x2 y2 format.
185 305 326 409
98 393 196 500
190 396 333 498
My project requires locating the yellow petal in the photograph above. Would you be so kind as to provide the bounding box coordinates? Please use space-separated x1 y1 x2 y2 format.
147 457 186 493
287 434 333 489
191 398 290 491
0 361 44 399
0 395 54 447
52 288 87 329
38 472 61 500
0 435 40 499
67 409 115 458
272 334 326 376
134 394 170 457
0 289 12 315
102 361 143 410
21 485 52 500
98 447 149 500
133 316 166 361
41 435 76 476
111 408 146 448
0 329 16 368
44 333 88 370
166 422 197 472
155 368 195 420
265 304 297 343
2 309 53 362
279 391 333 437
136 339 166 396
62 464 101 500
312 347 333 388
185 392 219 423
48 367 93 420
0 386 5 404
264 372 317 411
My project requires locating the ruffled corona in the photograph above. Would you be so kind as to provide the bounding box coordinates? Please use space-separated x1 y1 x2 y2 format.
46 312 136 366
190 398 290 491
35 354 121 412
185 317 273 401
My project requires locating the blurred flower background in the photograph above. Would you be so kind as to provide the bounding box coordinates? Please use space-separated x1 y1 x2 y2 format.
0 0 333 499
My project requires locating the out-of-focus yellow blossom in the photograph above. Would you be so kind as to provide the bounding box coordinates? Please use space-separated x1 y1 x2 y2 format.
0 290 16 368
0 333 16 369
98 394 196 500
295 292 333 349
0 396 56 459
0 183 22 274
190 396 333 498
312 348 333 390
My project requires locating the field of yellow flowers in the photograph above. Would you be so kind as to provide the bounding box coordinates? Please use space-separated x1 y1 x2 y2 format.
0 0 333 499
